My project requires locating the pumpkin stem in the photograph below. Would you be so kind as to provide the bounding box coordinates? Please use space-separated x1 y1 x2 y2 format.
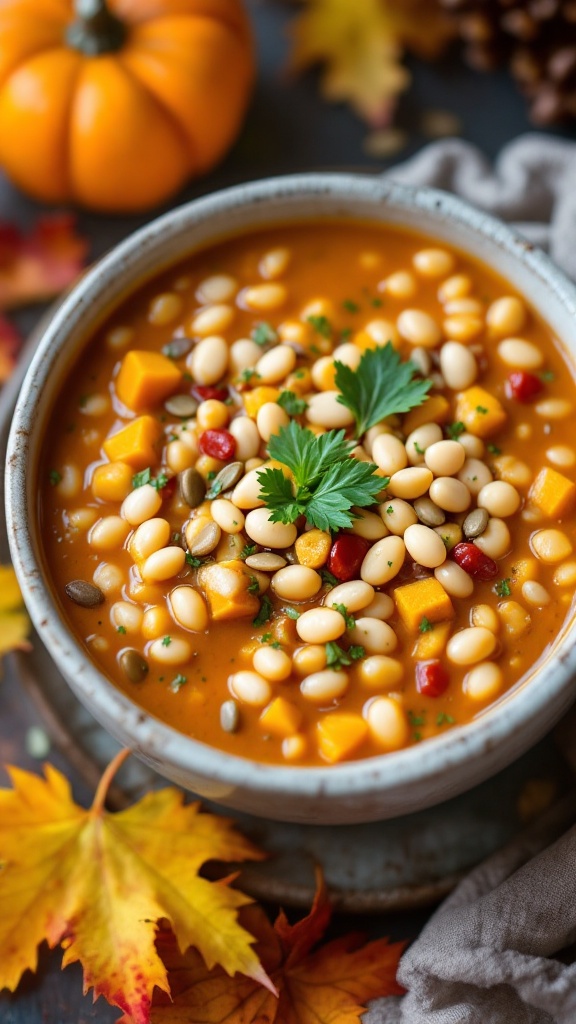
66 0 126 55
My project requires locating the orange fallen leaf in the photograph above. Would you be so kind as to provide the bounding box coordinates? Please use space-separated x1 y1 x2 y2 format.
0 750 273 1023
131 873 405 1024
0 213 88 310
289 0 454 126
0 564 31 661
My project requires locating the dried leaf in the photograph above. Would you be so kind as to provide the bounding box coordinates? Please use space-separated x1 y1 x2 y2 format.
289 0 454 126
0 565 30 658
135 874 405 1024
0 317 22 384
0 214 88 310
0 751 272 1023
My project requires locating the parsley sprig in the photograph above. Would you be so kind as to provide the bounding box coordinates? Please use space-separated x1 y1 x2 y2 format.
257 422 383 531
334 343 431 438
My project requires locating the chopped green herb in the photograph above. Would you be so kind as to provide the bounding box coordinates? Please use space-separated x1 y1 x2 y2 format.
116 625 127 635
334 342 432 438
284 606 301 620
446 421 466 441
441 535 451 548
258 422 383 531
294 369 306 380
408 710 427 727
419 617 433 633
386 505 394 514
260 632 272 644
413 731 423 742
476 405 489 414
49 469 62 486
206 471 216 481
320 568 339 589
387 560 393 568
153 472 168 491
348 645 365 660
332 603 355 629
161 636 172 647
132 467 169 491
240 367 260 383
487 443 501 455
307 314 333 338
413 441 425 455
436 712 455 726
239 543 257 561
252 594 273 627
251 321 278 347
540 370 555 382
186 554 205 568
170 673 187 692
371 296 383 307
277 390 308 416
172 532 181 544
325 641 353 670
247 576 261 595
495 578 511 598
342 299 360 313
340 327 353 342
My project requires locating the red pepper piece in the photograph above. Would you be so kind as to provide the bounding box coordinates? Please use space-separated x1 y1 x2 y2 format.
452 542 498 581
327 534 370 582
194 385 229 402
199 429 236 461
415 659 450 698
505 371 543 403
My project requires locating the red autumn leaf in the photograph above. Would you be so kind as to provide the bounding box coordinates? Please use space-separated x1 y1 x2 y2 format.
130 874 405 1024
0 214 88 310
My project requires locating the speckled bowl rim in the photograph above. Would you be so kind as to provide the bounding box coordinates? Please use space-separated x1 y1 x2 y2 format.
6 173 576 813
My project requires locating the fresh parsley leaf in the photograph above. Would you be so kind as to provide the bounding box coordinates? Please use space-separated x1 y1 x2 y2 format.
206 471 216 481
170 674 187 692
320 568 339 589
116 625 127 635
495 578 511 598
260 632 272 644
419 617 433 633
307 314 332 338
408 710 426 727
240 367 260 383
334 343 432 438
186 554 206 568
240 543 257 561
161 636 172 647
247 575 261 595
325 641 352 670
446 421 466 441
251 322 277 347
49 469 62 486
436 712 455 726
342 299 360 313
332 603 355 629
277 390 308 416
348 645 365 660
253 594 273 627
153 472 168 491
132 467 168 491
284 607 301 620
258 422 383 531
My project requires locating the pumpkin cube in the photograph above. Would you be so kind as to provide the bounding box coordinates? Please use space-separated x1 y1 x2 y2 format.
103 415 163 469
529 467 576 518
295 528 331 568
402 394 450 435
454 386 507 439
412 620 452 660
198 559 260 621
259 697 302 738
115 350 182 412
394 577 455 634
316 713 368 763
243 387 280 418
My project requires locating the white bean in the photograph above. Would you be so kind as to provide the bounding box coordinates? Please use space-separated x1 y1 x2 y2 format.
381 270 417 300
229 670 271 707
300 670 349 703
446 626 496 665
458 458 493 496
149 636 192 665
191 304 235 336
256 402 289 443
429 477 471 513
440 341 478 390
372 434 408 476
296 608 346 643
531 529 573 563
142 546 186 582
89 516 131 551
364 318 400 347
347 509 389 540
498 337 543 370
413 248 455 278
148 292 182 326
535 398 573 419
253 646 292 681
93 562 123 594
388 467 433 499
521 580 551 607
474 518 511 559
271 565 322 601
348 617 397 654
425 440 466 477
363 592 395 620
359 655 403 689
196 274 237 304
434 561 474 597
243 283 287 311
365 697 409 750
486 296 526 337
463 662 503 701
332 342 362 368
255 344 296 384
170 586 208 631
111 601 143 634
245 508 297 548
477 480 521 517
405 424 443 465
306 391 355 428
211 499 245 534
189 335 229 385
121 484 162 526
397 309 441 348
546 445 576 469
231 466 267 509
360 536 406 586
404 523 447 568
327 580 375 612
228 416 261 461
229 338 262 373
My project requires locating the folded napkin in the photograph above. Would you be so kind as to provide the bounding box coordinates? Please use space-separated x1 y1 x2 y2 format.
365 135 576 1024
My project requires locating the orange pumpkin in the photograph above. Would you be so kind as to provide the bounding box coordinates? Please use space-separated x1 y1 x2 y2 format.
0 0 254 212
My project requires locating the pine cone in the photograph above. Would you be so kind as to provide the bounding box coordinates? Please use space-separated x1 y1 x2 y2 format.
440 0 576 123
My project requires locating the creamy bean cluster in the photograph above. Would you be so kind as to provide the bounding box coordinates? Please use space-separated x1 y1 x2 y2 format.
41 224 576 766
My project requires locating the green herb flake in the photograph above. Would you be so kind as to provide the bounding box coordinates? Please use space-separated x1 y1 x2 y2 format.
49 469 62 486
446 421 466 441
284 606 301 620
436 712 455 726
419 617 433 633
413 441 425 455
340 327 353 342
240 543 257 561
186 554 205 568
247 576 261 595
386 505 394 514
334 342 432 438
253 594 273 627
320 568 339 589
540 370 555 382
132 467 152 489
348 645 365 660
413 731 423 742
116 625 127 635
161 636 172 647
260 632 272 644
332 602 355 629
487 443 501 455
342 299 360 314
206 471 216 481
476 405 489 415
325 641 352 670
495 578 512 598
371 296 383 308
251 322 278 347
258 422 383 532
277 390 308 416
240 368 260 383
307 314 333 339
408 710 427 727
170 673 187 692
152 472 168 492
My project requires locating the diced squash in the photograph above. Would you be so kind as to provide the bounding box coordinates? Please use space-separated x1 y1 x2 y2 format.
510 557 539 586
317 713 368 764
394 577 455 634
454 386 507 439
354 329 377 353
115 350 182 412
91 460 134 502
295 528 331 568
243 386 281 418
529 467 576 518
402 394 450 435
103 415 163 469
259 697 302 738
412 620 452 660
198 559 260 621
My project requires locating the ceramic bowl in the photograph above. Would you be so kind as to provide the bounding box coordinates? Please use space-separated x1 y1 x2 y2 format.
6 174 576 824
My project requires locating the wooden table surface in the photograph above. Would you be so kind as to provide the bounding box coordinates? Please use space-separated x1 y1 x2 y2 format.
2 3 576 1019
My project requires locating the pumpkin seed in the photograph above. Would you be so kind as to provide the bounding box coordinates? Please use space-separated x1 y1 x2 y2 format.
413 496 446 527
463 507 490 539
64 580 105 608
120 649 149 684
245 552 287 571
185 518 221 557
162 336 193 360
179 467 206 508
165 393 198 418
220 699 240 733
209 461 244 494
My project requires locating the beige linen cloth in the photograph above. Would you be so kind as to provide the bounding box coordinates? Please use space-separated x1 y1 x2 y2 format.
366 135 576 1024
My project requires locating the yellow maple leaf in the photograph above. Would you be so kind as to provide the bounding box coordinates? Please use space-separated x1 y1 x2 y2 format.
289 0 454 126
0 751 273 1022
0 564 30 659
